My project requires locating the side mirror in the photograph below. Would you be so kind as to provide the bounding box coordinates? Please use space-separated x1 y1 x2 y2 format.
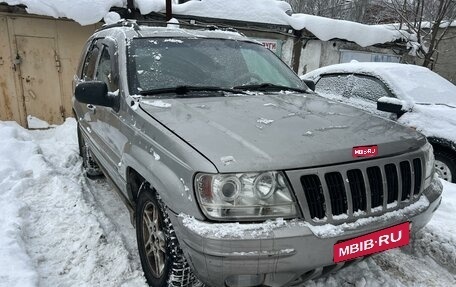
303 79 316 91
75 81 119 110
377 97 406 117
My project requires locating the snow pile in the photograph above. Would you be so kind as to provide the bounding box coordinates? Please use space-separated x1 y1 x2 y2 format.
3 0 415 47
4 0 125 26
0 119 147 286
27 115 54 129
0 122 39 287
289 14 412 47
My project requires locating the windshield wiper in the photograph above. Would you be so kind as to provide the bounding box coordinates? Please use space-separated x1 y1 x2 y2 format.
416 102 456 108
233 83 308 93
139 85 247 96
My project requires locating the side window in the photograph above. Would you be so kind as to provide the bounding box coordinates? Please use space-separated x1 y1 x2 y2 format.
82 44 100 81
315 74 352 97
241 49 290 86
350 75 393 102
96 47 118 92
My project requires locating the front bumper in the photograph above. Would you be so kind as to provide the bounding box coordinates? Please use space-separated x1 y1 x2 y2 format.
170 178 442 287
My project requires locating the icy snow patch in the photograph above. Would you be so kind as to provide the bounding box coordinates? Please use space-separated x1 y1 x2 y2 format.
307 196 430 238
27 115 54 129
257 118 274 125
103 11 121 25
141 100 171 108
220 156 236 166
180 215 288 239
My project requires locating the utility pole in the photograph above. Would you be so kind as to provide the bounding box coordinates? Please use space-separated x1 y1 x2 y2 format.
166 0 173 21
127 0 135 19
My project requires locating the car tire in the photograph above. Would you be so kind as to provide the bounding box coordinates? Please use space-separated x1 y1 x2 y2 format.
434 149 456 183
136 184 196 287
77 123 103 178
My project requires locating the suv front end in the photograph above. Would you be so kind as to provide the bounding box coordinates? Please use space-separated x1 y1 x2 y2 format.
170 143 442 287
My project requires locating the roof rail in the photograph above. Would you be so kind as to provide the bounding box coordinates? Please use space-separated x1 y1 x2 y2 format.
96 19 140 33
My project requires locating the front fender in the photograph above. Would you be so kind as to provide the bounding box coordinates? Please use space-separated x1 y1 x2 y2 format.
120 141 208 221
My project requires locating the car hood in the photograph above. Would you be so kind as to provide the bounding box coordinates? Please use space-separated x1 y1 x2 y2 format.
399 104 456 145
140 93 426 173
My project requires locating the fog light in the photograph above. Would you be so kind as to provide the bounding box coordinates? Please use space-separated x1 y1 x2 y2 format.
225 274 265 287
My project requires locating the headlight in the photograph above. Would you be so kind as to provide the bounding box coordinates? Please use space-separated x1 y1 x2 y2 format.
195 172 299 221
423 142 435 186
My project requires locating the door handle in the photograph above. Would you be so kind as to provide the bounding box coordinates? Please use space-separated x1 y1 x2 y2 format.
87 104 96 112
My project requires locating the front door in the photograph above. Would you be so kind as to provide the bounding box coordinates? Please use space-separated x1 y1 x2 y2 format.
16 36 64 126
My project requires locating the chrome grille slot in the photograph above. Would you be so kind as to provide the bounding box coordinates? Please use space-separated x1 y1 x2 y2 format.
366 166 383 209
325 172 347 216
400 161 412 200
385 164 399 204
301 175 326 220
413 158 422 195
347 169 367 213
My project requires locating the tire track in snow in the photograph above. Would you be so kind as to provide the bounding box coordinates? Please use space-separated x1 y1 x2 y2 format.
19 120 147 287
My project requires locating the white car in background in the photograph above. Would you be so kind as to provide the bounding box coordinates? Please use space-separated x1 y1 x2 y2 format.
302 62 456 183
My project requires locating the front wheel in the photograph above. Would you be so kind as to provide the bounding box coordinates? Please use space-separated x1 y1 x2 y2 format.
434 149 456 183
136 185 196 287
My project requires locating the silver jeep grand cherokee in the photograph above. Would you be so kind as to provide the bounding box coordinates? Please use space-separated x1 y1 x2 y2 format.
73 20 443 287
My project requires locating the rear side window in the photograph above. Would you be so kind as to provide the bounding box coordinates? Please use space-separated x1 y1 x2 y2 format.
316 74 393 101
82 44 100 81
350 75 393 101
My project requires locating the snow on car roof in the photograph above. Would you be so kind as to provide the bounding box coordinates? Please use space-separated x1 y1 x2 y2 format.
303 62 456 106
4 0 415 48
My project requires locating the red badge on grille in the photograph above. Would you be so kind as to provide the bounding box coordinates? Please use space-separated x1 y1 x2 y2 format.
352 145 378 158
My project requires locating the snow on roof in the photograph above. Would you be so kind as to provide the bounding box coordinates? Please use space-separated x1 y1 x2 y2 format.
3 0 415 47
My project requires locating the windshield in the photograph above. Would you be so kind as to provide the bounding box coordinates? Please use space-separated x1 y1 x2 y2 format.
127 38 304 95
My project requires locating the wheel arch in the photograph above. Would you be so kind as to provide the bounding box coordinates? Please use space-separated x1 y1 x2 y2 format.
427 137 456 154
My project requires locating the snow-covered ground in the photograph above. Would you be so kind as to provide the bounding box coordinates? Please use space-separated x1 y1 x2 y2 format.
1 118 455 286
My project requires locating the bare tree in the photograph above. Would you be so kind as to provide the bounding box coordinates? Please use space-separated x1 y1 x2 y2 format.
380 0 456 69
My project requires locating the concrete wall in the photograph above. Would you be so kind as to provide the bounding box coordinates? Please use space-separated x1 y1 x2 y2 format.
0 12 97 127
297 39 408 76
430 27 456 84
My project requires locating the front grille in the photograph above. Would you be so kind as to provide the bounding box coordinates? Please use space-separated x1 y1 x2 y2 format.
296 157 423 223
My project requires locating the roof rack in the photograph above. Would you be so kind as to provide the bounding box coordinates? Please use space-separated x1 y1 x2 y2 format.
96 18 242 35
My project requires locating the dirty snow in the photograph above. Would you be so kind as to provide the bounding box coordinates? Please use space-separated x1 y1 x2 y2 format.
26 115 54 129
4 0 416 48
1 118 456 286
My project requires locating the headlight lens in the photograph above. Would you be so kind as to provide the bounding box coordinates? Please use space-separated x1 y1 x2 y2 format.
195 172 298 221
